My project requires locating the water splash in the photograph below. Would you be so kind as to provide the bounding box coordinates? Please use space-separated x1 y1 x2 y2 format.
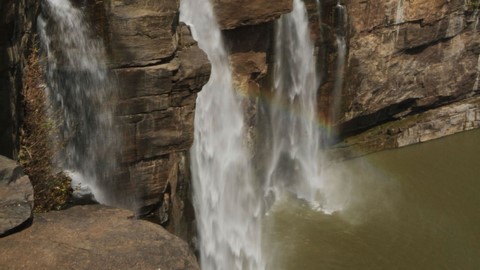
38 0 117 203
180 0 265 269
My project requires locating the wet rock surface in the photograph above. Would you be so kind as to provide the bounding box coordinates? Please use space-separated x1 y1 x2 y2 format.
0 205 199 270
0 155 34 236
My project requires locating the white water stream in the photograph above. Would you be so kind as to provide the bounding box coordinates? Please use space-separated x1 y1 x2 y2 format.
38 0 116 203
180 0 264 269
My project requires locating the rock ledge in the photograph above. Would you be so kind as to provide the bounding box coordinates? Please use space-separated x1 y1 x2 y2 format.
0 205 199 270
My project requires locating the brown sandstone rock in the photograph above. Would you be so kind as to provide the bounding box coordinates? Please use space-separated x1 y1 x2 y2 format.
102 0 180 67
213 0 293 29
0 205 199 270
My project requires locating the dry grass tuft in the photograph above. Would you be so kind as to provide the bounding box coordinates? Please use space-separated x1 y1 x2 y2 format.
19 43 72 212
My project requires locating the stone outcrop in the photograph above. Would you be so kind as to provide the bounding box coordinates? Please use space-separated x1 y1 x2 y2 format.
0 155 34 236
0 205 199 270
0 0 39 159
83 0 210 241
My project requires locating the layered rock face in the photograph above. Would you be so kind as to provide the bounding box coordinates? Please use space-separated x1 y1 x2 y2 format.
84 0 211 240
0 0 39 159
340 0 480 138
0 205 199 270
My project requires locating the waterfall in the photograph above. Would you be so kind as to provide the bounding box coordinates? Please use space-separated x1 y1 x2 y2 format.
38 0 116 203
180 0 265 269
265 0 337 213
394 0 405 43
330 2 347 135
474 55 480 92
395 0 405 24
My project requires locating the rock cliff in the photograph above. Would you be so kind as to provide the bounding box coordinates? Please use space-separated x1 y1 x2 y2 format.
86 0 211 241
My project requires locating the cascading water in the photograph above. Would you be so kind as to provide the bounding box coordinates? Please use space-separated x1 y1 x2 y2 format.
330 2 348 136
38 0 116 203
180 0 265 269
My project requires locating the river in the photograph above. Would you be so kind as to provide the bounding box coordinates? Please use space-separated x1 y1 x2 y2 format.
264 129 480 269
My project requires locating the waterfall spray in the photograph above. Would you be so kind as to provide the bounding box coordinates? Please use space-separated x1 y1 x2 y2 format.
38 0 117 203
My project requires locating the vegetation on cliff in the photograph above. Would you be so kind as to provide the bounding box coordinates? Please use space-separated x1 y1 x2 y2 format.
19 43 72 212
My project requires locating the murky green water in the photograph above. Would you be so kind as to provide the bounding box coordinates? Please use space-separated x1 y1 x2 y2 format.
264 129 480 270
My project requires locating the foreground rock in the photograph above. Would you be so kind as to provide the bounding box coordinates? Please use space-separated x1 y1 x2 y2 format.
0 205 199 270
0 155 34 236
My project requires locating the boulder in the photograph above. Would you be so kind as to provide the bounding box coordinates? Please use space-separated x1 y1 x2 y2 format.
0 205 199 270
0 155 34 236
